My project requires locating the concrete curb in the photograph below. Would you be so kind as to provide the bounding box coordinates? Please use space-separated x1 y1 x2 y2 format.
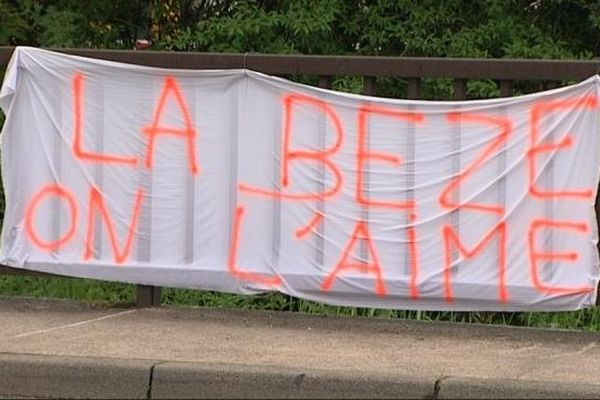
1 352 599 399
0 353 153 399
438 376 600 399
150 361 435 399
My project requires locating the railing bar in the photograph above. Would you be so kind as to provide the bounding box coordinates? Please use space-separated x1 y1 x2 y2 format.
136 285 161 307
499 83 510 305
453 79 467 101
543 80 557 285
51 79 64 259
2 47 600 80
360 76 377 261
363 76 377 97
499 80 513 97
315 75 333 269
406 79 418 281
450 79 466 277
407 78 421 100
136 79 157 307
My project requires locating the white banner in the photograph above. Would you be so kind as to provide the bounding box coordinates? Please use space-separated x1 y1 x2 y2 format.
1 47 599 310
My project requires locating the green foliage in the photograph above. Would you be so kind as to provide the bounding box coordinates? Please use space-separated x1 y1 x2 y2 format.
3 0 600 59
193 0 346 54
37 8 83 47
0 1 27 45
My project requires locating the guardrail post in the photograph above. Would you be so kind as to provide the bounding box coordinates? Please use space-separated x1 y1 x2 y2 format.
407 78 421 99
499 80 513 97
136 285 161 307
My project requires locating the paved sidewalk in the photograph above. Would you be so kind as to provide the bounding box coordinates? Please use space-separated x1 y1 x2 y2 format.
0 296 599 398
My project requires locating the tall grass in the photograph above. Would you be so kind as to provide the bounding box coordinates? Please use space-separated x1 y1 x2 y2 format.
2 275 599 331
0 276 135 306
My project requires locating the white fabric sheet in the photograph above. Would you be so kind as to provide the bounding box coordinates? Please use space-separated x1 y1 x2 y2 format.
1 47 599 310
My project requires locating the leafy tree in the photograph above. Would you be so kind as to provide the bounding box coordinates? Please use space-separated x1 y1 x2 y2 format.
2 0 600 59
0 1 26 45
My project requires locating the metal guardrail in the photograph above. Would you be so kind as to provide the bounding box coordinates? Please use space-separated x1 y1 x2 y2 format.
1 46 599 307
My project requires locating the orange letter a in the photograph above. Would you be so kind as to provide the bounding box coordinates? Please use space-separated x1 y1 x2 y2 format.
142 76 199 175
321 221 387 296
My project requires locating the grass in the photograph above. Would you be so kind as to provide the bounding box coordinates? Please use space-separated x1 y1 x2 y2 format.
2 275 600 332
0 275 135 306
